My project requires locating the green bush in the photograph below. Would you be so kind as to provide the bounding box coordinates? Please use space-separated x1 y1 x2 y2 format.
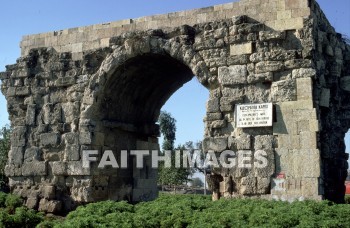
0 192 44 227
345 195 350 204
39 193 350 227
5 193 23 212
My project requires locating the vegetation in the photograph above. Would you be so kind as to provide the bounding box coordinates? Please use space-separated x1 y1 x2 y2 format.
0 192 44 227
157 111 192 188
34 193 350 227
0 125 11 191
0 191 348 227
190 177 204 188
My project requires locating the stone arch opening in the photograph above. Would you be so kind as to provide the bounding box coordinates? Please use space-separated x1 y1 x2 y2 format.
101 53 194 127
80 45 209 203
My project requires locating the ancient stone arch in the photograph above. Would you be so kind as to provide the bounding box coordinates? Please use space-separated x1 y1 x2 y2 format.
1 0 350 213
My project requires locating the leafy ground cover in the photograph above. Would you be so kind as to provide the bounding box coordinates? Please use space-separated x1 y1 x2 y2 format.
1 192 350 227
40 193 350 228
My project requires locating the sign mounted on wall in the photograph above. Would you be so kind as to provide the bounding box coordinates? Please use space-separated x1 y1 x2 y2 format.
235 103 273 128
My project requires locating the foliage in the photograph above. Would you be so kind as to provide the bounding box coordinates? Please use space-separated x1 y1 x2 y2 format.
158 111 176 151
0 125 11 190
0 192 44 227
191 177 204 188
38 193 350 228
345 195 350 204
158 111 191 187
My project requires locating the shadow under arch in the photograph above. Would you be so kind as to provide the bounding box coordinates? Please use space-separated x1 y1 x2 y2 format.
78 35 210 202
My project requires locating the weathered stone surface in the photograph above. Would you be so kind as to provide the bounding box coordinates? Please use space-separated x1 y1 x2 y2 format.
206 98 220 113
203 137 228 152
22 162 47 176
24 147 41 162
218 65 247 85
256 61 284 73
271 79 296 102
40 133 60 147
0 0 348 212
38 199 62 213
8 147 24 165
230 43 252 55
340 76 350 92
292 68 316 79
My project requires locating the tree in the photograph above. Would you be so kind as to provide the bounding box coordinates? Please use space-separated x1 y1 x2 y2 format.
157 111 191 190
0 125 11 191
191 177 204 188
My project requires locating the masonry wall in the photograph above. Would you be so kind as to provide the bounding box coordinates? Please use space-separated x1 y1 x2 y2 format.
1 0 349 214
20 0 311 58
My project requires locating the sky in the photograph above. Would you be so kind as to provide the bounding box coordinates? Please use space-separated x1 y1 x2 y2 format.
0 0 350 150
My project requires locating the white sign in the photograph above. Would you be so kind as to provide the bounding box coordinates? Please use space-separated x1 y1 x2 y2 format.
235 103 273 128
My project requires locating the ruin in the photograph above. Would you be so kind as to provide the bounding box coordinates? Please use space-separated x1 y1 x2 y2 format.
1 0 350 213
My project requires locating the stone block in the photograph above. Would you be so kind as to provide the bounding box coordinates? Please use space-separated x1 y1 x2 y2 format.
319 88 330 108
284 59 312 69
4 164 22 177
228 135 251 150
293 149 320 177
296 77 312 100
40 132 60 147
254 135 274 150
15 86 30 96
203 137 228 152
340 76 350 92
206 112 222 121
259 31 286 41
22 161 47 176
278 135 300 149
26 197 38 209
274 17 304 30
230 43 252 55
38 199 62 213
67 161 91 176
62 102 80 124
247 72 273 84
41 185 56 199
277 10 292 20
55 76 76 87
8 147 24 165
254 148 275 178
51 162 68 176
221 87 244 101
292 68 316 79
79 132 92 145
255 61 284 73
299 131 317 149
271 79 296 102
244 83 271 103
210 120 227 129
11 126 27 147
309 119 319 132
218 65 247 85
302 178 320 196
64 145 80 161
26 104 36 125
297 120 309 133
24 147 41 162
239 177 256 194
256 177 270 194
285 0 309 9
206 98 220 113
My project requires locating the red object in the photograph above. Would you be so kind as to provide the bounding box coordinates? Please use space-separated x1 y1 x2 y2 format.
276 173 285 179
346 181 350 195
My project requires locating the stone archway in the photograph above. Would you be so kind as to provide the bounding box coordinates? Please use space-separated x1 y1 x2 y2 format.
73 33 210 205
1 0 350 214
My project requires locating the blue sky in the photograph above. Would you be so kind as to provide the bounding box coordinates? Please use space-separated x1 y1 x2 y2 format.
0 0 349 149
